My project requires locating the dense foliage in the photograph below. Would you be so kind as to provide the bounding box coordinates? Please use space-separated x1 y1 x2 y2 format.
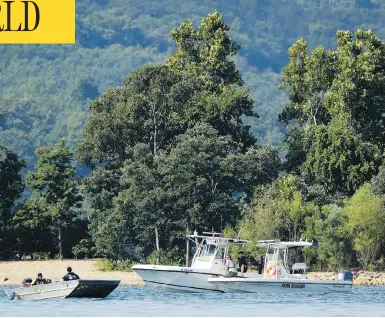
77 11 278 264
2 0 385 169
2 2 385 271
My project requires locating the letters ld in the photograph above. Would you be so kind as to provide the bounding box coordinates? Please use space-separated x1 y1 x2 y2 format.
0 1 40 32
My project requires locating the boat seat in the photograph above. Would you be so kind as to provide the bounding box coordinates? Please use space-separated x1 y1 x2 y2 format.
291 263 307 274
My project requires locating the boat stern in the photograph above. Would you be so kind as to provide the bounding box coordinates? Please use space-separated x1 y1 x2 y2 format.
66 280 120 298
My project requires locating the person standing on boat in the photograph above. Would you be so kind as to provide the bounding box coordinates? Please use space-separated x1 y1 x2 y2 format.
237 251 248 273
63 266 80 281
223 255 238 277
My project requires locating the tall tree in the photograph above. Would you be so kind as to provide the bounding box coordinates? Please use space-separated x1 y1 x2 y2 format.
167 10 243 89
116 143 170 264
167 10 257 148
12 198 55 257
78 12 260 261
159 123 280 233
25 140 82 258
303 117 381 195
280 30 385 142
240 174 318 244
304 204 354 270
115 124 280 262
77 64 199 165
344 183 385 269
0 145 24 259
279 30 385 194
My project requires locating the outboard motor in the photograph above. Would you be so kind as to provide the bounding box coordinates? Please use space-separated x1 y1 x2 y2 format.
22 278 33 287
338 270 353 282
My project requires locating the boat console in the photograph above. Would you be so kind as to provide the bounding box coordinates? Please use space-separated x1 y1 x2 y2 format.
256 240 316 279
187 231 250 270
291 262 307 274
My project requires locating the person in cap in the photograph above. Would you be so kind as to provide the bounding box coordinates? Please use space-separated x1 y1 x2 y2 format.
63 266 80 281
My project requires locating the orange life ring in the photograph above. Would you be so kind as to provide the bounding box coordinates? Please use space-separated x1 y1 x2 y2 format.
265 265 276 278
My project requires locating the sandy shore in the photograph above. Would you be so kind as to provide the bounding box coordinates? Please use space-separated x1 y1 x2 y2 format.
0 259 145 286
0 259 383 286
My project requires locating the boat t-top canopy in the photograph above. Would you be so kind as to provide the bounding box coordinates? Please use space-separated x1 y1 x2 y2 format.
186 231 250 245
256 240 316 249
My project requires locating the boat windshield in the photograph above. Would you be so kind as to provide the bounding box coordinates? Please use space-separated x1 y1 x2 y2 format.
287 246 305 268
215 247 225 259
266 253 276 262
199 243 217 257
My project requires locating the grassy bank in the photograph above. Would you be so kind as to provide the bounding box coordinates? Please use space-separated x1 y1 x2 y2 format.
0 259 145 286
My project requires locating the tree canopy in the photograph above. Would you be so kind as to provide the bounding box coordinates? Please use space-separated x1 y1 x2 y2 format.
3 3 385 271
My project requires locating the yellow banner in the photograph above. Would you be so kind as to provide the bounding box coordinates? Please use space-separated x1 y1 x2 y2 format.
0 0 75 44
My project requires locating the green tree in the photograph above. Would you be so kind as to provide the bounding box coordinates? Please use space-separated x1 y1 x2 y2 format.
0 145 25 259
12 199 55 257
91 207 130 262
344 183 385 269
116 143 169 264
114 124 280 263
77 64 198 165
280 30 385 194
25 140 82 258
371 164 385 195
167 10 256 148
79 166 124 260
159 123 280 233
167 10 242 89
280 30 385 143
240 174 317 244
304 204 354 270
159 124 242 238
304 118 381 195
78 12 261 262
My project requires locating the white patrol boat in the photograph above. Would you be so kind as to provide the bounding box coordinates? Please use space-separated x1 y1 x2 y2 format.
6 279 120 300
132 231 250 293
208 240 353 293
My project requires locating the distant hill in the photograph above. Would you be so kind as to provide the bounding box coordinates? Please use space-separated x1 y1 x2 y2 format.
1 0 385 169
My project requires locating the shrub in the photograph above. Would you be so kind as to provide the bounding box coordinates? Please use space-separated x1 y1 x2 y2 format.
147 248 184 266
95 258 133 272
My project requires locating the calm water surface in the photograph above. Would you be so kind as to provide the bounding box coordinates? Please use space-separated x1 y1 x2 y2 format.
0 285 384 316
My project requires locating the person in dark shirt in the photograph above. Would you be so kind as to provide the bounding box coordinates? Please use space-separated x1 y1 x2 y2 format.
63 266 80 281
32 273 46 285
237 251 248 273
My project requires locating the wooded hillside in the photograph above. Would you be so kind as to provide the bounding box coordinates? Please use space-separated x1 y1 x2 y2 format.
2 0 385 169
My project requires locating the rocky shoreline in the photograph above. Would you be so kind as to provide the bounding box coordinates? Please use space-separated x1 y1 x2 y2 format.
308 271 385 285
0 259 382 286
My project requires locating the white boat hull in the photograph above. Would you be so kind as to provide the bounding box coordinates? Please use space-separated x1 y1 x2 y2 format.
132 265 225 293
10 280 79 300
8 279 121 300
208 277 352 293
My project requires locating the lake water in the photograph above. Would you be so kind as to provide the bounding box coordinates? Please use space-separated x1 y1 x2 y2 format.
1 285 385 316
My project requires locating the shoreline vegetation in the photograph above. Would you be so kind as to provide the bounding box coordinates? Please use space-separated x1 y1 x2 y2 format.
3 9 385 276
0 259 383 286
